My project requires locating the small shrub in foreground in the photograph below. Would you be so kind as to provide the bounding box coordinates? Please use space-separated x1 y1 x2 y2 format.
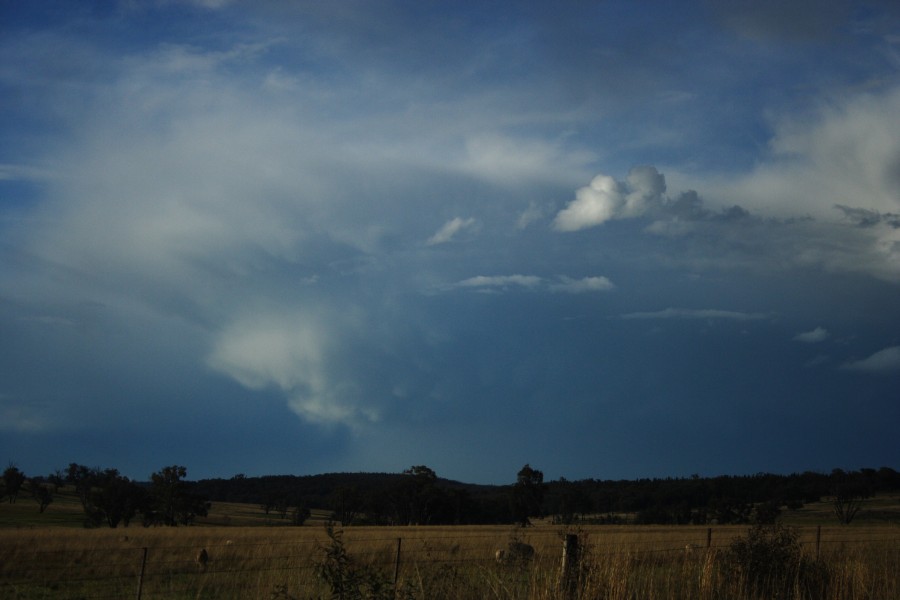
727 523 827 599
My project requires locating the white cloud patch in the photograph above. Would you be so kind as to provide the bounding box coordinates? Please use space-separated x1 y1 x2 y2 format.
516 201 546 229
207 313 373 425
793 326 829 343
459 134 593 187
660 86 900 281
620 308 768 321
447 274 615 294
841 346 900 373
455 274 543 290
550 276 615 293
553 166 666 231
427 217 477 246
668 87 900 220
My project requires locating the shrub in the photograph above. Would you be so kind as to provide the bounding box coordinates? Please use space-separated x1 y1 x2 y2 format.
726 523 827 598
315 525 394 600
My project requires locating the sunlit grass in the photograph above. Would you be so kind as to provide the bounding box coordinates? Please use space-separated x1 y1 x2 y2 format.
2 490 898 598
0 522 897 599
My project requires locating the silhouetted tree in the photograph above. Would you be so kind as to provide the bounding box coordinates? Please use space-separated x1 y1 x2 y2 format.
3 464 26 503
47 469 65 493
92 470 147 528
402 465 440 525
66 463 101 511
292 505 311 526
145 465 209 526
511 464 544 526
330 485 363 526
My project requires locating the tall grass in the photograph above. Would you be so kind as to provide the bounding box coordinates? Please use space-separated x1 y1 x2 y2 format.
0 524 897 599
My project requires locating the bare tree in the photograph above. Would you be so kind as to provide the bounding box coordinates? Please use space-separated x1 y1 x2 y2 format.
30 481 53 513
831 469 869 525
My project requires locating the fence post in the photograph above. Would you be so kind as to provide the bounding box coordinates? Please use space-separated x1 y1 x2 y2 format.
707 527 712 549
560 534 580 599
393 537 402 588
136 547 148 600
816 525 821 560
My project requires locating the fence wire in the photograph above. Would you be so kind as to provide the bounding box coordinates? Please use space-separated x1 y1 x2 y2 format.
1 526 898 599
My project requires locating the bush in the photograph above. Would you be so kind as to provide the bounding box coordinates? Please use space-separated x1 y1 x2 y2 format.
726 523 827 598
315 525 394 600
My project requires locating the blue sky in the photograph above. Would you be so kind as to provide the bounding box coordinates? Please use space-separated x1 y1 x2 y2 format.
1 0 899 484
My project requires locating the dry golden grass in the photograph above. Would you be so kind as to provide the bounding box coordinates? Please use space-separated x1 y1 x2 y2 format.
0 522 897 599
2 489 898 598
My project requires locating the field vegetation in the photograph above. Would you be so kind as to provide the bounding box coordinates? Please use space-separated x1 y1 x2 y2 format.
1 486 898 599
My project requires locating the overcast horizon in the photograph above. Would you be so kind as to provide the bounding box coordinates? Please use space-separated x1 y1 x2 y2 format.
2 1 899 485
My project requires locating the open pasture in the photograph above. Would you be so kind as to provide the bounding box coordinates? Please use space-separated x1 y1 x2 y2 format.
1 522 898 599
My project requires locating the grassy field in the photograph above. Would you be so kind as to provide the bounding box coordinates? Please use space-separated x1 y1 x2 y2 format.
1 489 898 599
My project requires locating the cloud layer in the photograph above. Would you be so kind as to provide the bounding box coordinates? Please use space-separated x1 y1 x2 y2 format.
0 1 898 483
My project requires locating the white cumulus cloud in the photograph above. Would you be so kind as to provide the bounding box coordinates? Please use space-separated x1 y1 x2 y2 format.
553 166 666 231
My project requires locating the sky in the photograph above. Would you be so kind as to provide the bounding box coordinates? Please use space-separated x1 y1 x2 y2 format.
1 1 899 485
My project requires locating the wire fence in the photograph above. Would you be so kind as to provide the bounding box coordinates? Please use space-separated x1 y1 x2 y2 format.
1 526 898 599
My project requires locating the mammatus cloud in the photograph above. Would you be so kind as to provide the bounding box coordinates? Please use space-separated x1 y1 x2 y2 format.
427 217 477 246
841 346 900 373
793 326 829 343
552 166 666 231
620 308 768 321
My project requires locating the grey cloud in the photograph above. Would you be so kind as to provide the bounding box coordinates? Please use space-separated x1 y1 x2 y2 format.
550 276 615 293
427 217 477 246
620 308 768 321
711 0 850 42
835 205 900 229
454 275 543 290
793 326 829 343
841 346 900 373
449 274 615 294
516 202 546 229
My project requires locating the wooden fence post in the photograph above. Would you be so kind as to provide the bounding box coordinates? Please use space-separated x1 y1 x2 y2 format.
560 534 580 599
136 547 148 600
816 525 821 560
707 527 712 549
393 537 402 588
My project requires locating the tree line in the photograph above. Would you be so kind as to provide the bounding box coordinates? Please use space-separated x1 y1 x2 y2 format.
194 465 900 526
4 462 898 527
2 463 210 528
